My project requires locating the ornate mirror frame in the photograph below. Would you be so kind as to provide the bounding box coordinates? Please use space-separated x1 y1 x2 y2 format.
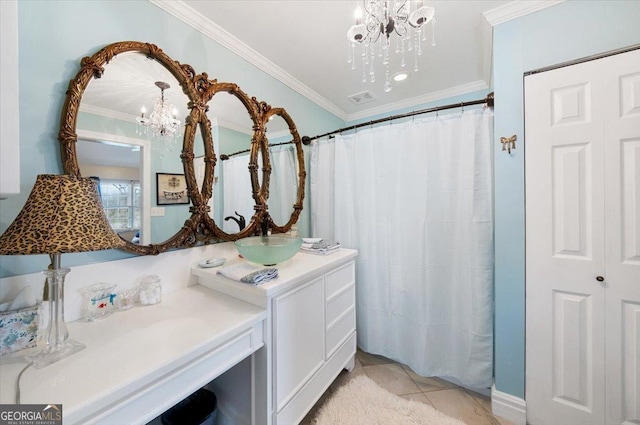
261 108 306 234
59 41 305 255
194 80 269 241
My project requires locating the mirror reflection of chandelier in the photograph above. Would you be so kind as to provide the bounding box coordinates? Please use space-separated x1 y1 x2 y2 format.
136 81 182 154
347 1 436 92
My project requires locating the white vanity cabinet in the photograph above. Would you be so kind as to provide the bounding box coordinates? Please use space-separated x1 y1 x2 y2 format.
193 246 358 425
0 286 266 425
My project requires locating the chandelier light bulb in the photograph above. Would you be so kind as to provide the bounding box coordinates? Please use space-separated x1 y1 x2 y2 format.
347 0 435 92
393 72 408 82
354 5 363 23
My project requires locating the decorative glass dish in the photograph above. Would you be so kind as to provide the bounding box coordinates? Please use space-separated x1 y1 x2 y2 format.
116 287 138 311
137 275 162 305
84 283 117 322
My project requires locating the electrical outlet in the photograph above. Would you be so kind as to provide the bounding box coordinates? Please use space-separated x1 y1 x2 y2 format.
150 207 165 217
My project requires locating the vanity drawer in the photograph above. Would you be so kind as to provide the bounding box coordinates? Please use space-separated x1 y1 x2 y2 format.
326 305 355 358
326 283 355 328
325 261 355 301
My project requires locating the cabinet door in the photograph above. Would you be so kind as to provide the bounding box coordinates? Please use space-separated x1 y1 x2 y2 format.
273 277 324 412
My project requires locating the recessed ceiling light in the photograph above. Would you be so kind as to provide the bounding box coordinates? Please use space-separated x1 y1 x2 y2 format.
393 73 408 82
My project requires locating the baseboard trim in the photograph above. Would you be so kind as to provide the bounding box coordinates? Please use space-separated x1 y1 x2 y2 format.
491 385 526 425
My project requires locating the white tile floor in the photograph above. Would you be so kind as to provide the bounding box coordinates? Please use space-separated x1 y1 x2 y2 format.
301 349 515 425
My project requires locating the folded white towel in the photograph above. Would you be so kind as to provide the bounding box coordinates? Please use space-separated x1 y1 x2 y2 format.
301 240 340 256
217 263 279 285
301 240 340 250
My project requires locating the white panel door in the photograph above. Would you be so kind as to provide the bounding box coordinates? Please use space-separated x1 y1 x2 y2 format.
603 50 640 425
525 48 640 425
525 58 607 425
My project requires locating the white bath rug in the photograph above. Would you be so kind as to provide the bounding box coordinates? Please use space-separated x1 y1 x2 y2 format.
313 375 467 425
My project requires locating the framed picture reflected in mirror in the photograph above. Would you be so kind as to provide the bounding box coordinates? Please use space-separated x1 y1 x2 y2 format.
156 173 188 205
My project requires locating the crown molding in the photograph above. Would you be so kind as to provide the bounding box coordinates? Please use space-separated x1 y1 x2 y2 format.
148 0 348 121
76 129 149 149
483 0 565 26
214 117 253 136
267 129 292 141
79 103 138 123
346 80 489 122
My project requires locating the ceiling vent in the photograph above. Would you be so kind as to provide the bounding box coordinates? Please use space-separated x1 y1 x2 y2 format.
348 90 376 105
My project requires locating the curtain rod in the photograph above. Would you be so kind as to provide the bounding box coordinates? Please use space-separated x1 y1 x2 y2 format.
219 140 295 161
301 92 494 145
217 92 494 158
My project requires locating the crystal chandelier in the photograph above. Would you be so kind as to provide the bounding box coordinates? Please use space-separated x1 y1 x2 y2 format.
347 1 436 92
136 81 181 153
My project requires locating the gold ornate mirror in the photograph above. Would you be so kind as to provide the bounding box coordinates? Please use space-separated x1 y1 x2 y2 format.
59 41 305 255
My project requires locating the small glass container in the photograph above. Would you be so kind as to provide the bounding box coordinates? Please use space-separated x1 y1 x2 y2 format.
116 287 138 311
84 283 117 321
137 275 162 306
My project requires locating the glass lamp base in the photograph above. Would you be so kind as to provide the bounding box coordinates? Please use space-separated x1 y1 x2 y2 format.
26 339 86 369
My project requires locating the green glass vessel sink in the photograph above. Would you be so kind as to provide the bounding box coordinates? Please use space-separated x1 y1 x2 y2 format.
235 235 303 265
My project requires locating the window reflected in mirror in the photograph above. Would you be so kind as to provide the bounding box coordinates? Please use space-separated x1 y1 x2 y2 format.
96 178 141 243
76 135 150 245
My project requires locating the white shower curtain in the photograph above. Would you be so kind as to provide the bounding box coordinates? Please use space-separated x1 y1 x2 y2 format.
311 108 494 389
268 145 298 225
221 154 255 233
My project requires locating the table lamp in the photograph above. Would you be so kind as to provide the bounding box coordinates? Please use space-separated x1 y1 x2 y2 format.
0 174 125 368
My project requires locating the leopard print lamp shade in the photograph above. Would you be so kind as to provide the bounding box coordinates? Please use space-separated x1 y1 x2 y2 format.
0 174 125 255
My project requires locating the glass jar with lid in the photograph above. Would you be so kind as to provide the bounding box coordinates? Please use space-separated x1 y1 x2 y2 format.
137 275 162 305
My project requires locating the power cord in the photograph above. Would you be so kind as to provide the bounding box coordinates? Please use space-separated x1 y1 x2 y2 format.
15 362 33 404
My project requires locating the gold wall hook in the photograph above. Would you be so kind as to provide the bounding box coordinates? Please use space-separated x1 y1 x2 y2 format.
500 135 517 154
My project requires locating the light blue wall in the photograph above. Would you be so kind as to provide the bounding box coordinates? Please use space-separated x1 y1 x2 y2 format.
0 0 343 278
493 0 640 398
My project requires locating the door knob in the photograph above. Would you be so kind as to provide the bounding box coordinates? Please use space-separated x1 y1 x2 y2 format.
596 276 605 282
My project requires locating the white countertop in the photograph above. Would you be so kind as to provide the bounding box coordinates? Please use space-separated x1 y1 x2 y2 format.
0 285 266 425
192 248 359 306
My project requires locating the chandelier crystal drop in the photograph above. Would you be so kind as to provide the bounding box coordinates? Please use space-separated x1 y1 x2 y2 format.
347 1 435 92
136 81 182 155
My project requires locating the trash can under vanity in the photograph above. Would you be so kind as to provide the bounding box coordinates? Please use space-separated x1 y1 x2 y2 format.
161 388 217 425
